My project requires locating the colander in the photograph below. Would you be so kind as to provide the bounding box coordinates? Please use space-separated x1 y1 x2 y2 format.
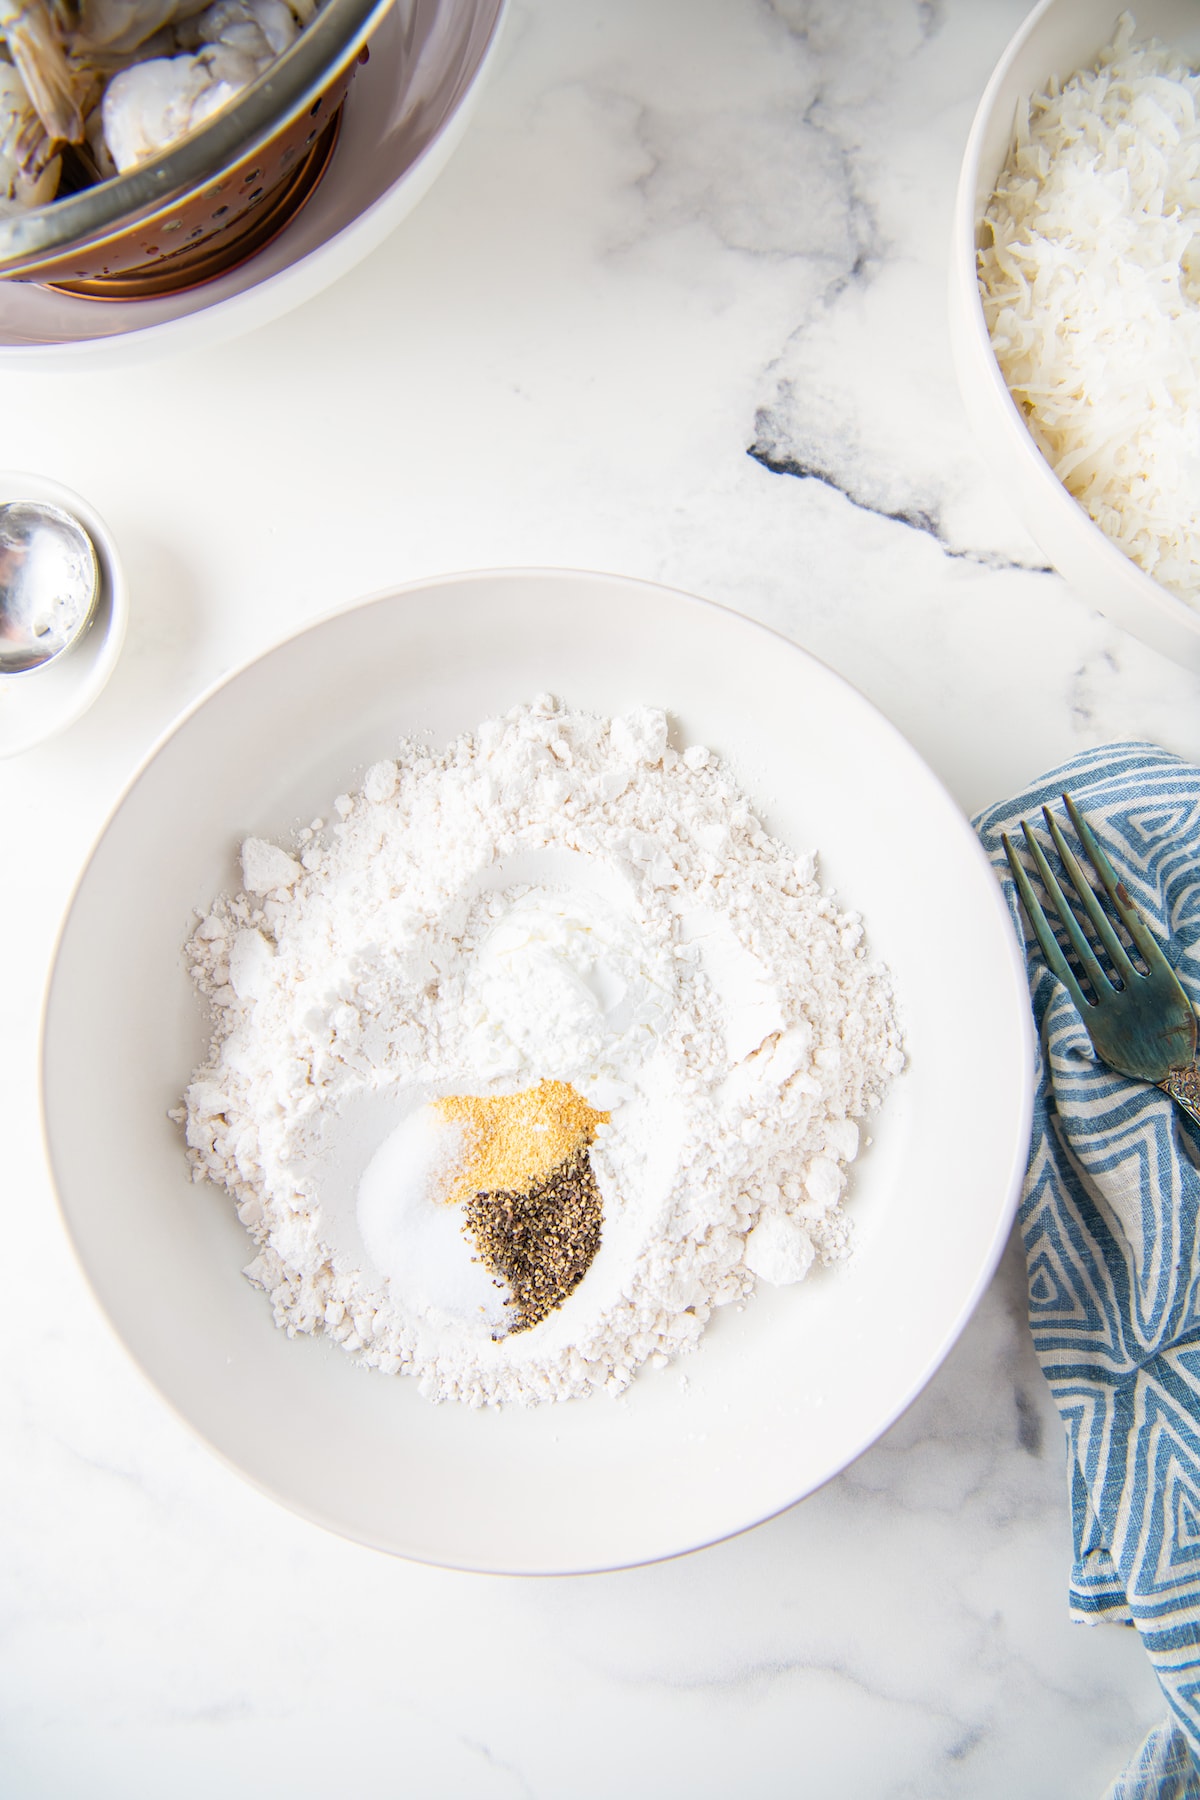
0 0 393 294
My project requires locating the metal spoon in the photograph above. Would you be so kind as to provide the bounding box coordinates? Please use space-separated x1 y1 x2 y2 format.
0 500 100 675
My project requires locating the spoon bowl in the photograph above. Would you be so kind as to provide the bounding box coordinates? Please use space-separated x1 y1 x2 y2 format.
0 501 100 676
0 473 126 756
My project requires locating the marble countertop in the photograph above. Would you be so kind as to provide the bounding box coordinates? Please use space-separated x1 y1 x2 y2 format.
2 0 1196 1793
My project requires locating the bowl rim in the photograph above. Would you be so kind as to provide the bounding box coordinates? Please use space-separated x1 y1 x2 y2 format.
949 0 1200 652
0 0 395 275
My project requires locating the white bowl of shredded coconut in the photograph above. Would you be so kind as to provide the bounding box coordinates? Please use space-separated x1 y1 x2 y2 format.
951 0 1200 670
42 570 1033 1572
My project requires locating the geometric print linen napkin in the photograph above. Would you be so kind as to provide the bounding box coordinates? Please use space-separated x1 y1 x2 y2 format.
974 742 1200 1797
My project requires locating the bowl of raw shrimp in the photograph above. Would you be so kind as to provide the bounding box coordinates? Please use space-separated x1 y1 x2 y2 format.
0 0 479 297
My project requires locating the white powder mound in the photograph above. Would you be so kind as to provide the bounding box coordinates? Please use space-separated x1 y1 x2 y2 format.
978 14 1200 605
177 697 903 1408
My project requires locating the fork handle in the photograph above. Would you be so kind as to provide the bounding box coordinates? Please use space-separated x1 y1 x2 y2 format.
1158 1065 1200 1127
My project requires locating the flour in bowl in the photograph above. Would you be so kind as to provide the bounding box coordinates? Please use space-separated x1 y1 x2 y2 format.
178 697 902 1407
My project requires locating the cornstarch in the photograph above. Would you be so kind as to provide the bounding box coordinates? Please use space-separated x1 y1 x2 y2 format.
178 697 903 1407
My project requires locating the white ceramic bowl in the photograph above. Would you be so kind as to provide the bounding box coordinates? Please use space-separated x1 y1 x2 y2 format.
41 570 1033 1573
0 0 505 369
0 473 127 756
950 0 1200 671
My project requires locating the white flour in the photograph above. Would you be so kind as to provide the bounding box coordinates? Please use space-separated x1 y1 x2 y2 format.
179 697 903 1406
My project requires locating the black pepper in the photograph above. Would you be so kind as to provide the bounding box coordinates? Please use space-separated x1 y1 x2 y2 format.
464 1144 604 1335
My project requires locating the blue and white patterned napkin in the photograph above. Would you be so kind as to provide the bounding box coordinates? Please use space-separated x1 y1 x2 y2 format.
974 743 1200 1798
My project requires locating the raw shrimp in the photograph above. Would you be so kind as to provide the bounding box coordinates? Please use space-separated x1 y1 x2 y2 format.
99 0 302 169
0 60 60 211
72 0 209 59
0 0 83 141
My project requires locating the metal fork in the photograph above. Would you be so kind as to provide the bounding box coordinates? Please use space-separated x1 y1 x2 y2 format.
1002 792 1200 1126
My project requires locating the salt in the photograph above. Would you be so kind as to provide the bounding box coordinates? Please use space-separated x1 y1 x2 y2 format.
355 1107 504 1327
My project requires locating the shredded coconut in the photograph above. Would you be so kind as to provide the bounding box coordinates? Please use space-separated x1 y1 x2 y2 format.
978 14 1200 604
177 697 903 1407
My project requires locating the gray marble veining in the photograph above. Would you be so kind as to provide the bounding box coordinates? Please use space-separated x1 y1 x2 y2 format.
0 0 1196 1794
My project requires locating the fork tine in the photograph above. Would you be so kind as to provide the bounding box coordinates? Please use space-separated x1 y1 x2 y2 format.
1062 792 1172 976
1003 830 1092 1016
1041 806 1136 983
1020 821 1115 1002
